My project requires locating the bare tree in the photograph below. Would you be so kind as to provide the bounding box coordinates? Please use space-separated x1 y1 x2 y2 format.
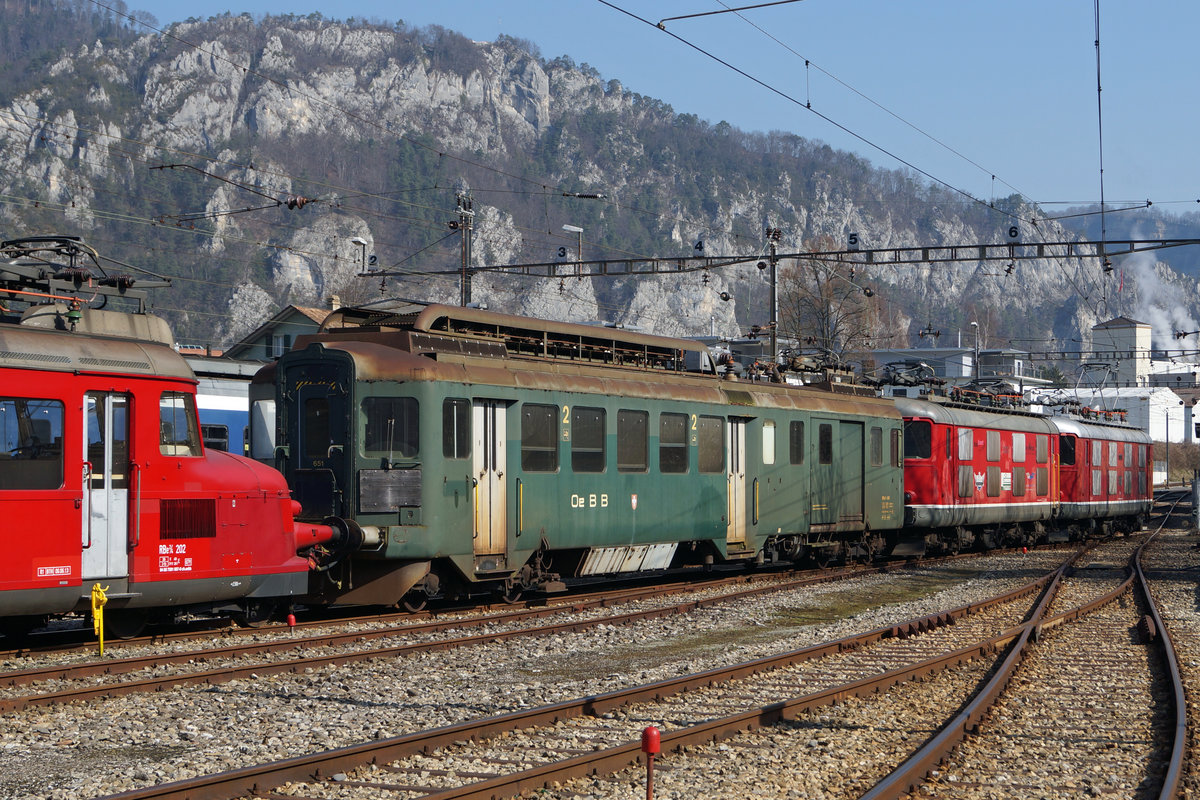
778 235 881 368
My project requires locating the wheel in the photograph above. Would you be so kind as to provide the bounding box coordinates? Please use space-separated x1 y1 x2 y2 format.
401 595 428 613
104 608 148 640
234 600 278 629
500 581 524 604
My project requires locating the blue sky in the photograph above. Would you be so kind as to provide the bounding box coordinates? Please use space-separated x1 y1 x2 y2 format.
135 1 1200 213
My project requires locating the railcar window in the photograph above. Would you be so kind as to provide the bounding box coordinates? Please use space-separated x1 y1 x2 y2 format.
958 465 973 498
891 428 902 467
1059 435 1075 466
957 428 973 461
902 420 931 460
660 413 688 473
362 397 419 458
1108 470 1118 495
201 424 229 452
818 424 833 465
1108 442 1118 467
697 415 724 473
1092 468 1103 495
762 420 776 465
0 397 64 490
1013 467 1027 496
789 421 805 464
1124 443 1132 464
1013 432 1027 463
303 397 331 462
986 466 1001 497
521 404 558 472
1138 444 1146 467
572 407 606 473
442 399 470 459
617 410 648 472
986 430 1000 462
160 392 202 457
1035 435 1048 464
1125 472 1133 495
870 427 883 467
1036 466 1048 496
1091 440 1101 467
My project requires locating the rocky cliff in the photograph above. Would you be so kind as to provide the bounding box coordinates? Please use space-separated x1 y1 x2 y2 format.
0 9 1195 365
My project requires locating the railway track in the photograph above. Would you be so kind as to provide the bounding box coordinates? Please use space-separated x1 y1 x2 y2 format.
0 559 966 711
53 544 1102 800
3 547 1072 799
76 533 1185 800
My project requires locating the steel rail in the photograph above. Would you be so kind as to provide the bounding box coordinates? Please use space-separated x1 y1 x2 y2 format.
96 569 1060 800
0 561 920 711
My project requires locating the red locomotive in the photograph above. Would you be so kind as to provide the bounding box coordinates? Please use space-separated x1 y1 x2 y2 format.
0 237 338 638
897 391 1151 554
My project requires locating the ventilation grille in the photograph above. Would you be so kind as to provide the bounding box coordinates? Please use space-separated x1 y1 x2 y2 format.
160 499 216 539
79 356 151 370
0 350 71 364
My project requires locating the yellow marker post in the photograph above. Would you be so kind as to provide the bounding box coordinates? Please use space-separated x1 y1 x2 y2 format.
90 583 108 656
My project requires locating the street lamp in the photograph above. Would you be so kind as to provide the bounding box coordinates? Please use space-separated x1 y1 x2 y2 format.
561 224 583 263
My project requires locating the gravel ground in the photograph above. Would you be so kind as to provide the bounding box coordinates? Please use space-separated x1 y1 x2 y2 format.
0 549 1066 799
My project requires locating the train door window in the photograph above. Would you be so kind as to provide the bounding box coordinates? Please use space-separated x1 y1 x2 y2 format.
1013 433 1027 463
1012 467 1027 497
762 420 776 465
1092 468 1103 495
697 415 724 473
903 419 931 460
660 413 688 473
617 410 648 472
0 397 64 490
1059 435 1074 465
442 398 470 459
986 466 1001 497
869 426 883 467
521 404 558 472
303 397 330 462
572 407 606 473
200 424 229 452
1108 442 1118 467
1036 467 1048 496
362 397 419 458
818 424 833 465
1091 440 1101 467
160 392 201 457
789 421 805 464
1035 435 1048 464
891 429 902 467
957 428 973 461
986 430 1000 462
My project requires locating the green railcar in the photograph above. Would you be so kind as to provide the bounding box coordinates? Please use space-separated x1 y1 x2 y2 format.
268 305 903 608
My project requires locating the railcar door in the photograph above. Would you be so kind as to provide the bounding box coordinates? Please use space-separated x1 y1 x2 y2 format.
82 392 130 580
809 419 837 526
838 421 864 524
726 418 747 547
473 400 507 556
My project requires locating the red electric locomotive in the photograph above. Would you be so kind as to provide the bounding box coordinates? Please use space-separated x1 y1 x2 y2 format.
0 301 339 638
897 391 1152 554
1052 412 1151 535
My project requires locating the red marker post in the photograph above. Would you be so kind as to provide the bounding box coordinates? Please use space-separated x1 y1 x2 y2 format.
641 726 660 800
